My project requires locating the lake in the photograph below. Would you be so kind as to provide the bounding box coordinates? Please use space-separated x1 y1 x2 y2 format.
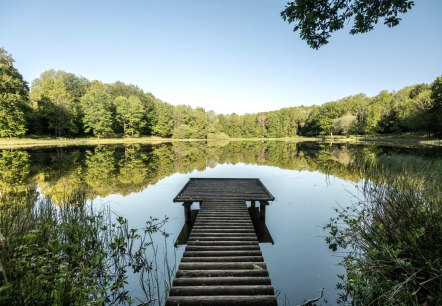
1 140 440 305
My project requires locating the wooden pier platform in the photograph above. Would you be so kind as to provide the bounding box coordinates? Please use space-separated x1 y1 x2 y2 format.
166 178 277 306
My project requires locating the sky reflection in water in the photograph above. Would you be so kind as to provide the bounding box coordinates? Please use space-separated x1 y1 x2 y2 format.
3 141 440 305
104 161 354 304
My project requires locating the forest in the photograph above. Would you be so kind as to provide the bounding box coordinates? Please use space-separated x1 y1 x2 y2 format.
1 47 441 140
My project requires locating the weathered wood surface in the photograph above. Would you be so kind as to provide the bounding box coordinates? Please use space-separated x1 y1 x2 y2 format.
174 178 274 202
166 195 277 306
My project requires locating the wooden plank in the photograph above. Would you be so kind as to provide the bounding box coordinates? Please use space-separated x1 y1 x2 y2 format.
180 256 264 263
175 270 269 278
178 262 267 271
183 250 263 257
166 295 277 306
190 229 255 233
187 237 259 242
185 245 260 251
186 241 259 246
169 285 275 296
173 276 271 286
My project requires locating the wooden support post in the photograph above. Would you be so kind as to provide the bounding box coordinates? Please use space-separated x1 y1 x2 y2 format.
183 202 193 224
0 260 6 285
251 200 256 208
0 232 7 284
260 201 268 221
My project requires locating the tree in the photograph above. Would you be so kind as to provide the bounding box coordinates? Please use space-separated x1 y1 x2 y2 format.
333 113 356 135
224 113 243 138
33 95 72 136
0 47 29 137
430 76 442 134
242 114 259 137
191 107 209 138
107 81 154 134
58 71 90 133
316 103 342 136
151 100 174 137
405 85 433 134
172 124 196 139
30 70 82 136
114 95 146 137
80 82 114 137
266 112 285 138
172 105 208 139
281 0 415 49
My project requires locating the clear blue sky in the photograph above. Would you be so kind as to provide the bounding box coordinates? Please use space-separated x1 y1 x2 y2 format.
1 0 441 114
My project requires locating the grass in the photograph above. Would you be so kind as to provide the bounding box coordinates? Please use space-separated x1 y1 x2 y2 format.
0 136 172 149
324 156 442 305
0 190 176 305
0 135 319 149
355 133 442 147
1 133 440 150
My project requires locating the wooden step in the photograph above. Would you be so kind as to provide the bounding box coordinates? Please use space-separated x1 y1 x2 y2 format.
173 276 271 286
179 262 267 270
181 256 264 263
168 285 275 296
190 232 257 237
186 241 259 246
175 269 269 278
188 236 258 242
184 250 262 257
185 245 260 251
191 229 255 232
166 295 277 306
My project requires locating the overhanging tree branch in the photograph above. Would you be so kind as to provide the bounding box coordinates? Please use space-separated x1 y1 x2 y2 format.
281 0 415 49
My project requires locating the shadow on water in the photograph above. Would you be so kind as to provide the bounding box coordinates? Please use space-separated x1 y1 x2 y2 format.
174 203 274 246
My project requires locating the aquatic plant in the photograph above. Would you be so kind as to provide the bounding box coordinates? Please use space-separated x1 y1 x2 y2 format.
0 191 175 305
325 158 442 305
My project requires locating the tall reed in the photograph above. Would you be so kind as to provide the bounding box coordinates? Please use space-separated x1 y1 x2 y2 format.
0 190 176 305
325 156 442 305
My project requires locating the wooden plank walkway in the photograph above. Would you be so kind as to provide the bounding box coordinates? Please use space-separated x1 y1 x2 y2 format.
166 179 277 306
174 178 274 202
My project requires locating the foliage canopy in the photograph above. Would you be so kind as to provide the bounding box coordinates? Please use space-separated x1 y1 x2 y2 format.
0 47 29 137
281 0 415 49
1 47 441 140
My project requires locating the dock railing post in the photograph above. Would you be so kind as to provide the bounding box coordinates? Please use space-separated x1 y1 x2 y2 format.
0 232 7 284
259 201 269 221
183 202 193 224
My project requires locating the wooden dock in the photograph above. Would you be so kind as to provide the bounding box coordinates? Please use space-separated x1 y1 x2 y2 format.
166 178 277 306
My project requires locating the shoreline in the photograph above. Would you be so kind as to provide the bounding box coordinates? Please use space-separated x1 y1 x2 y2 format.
0 134 440 149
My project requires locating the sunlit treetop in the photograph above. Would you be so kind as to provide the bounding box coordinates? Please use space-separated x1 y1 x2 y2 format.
281 0 415 49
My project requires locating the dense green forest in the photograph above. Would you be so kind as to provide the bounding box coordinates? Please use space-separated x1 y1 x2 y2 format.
1 47 441 139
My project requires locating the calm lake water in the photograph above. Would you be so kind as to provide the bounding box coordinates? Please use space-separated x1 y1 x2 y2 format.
1 141 440 305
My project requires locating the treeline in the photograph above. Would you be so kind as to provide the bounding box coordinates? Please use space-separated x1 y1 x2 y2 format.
1 47 441 139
